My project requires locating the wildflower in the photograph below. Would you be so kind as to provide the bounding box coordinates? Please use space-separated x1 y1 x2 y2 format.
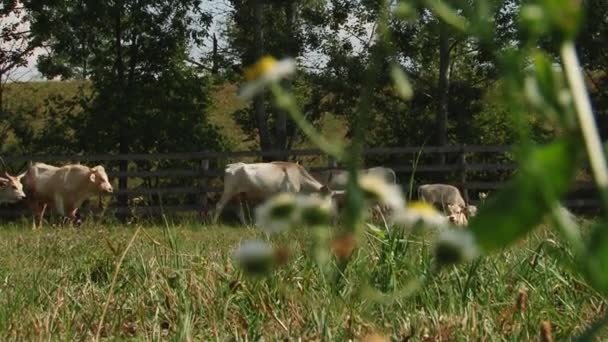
331 233 356 262
296 193 335 226
434 229 480 266
392 201 448 228
233 240 275 275
540 320 553 342
131 196 145 205
254 193 298 234
238 56 296 100
358 174 406 212
515 287 529 312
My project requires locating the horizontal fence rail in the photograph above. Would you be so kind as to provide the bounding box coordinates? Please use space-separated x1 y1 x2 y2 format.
0 145 598 220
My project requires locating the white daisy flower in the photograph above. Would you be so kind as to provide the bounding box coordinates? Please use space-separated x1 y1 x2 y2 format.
434 229 480 265
392 201 449 228
358 174 406 212
254 193 298 234
233 240 275 275
238 56 296 100
295 193 336 226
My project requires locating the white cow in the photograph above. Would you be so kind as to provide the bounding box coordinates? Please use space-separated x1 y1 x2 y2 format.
214 161 330 224
418 183 476 224
313 166 397 190
24 162 114 228
0 172 27 204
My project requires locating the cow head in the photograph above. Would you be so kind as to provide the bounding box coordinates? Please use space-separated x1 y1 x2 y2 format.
0 171 26 203
447 204 468 226
89 166 113 193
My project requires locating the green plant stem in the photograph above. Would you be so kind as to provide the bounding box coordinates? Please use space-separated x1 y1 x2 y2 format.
561 42 608 212
549 203 583 255
270 83 344 159
94 226 141 341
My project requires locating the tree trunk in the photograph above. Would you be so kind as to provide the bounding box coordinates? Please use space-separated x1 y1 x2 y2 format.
437 21 450 164
114 0 129 221
273 1 297 161
252 0 273 160
0 71 4 120
212 33 218 75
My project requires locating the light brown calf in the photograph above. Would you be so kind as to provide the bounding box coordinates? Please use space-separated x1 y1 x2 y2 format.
24 162 113 228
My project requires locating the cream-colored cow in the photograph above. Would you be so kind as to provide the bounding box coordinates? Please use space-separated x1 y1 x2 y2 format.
418 184 476 225
214 161 330 224
0 172 26 204
24 162 113 228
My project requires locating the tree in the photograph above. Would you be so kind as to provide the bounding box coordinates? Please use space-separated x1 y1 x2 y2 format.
25 0 224 216
575 0 608 138
0 0 39 142
224 0 313 158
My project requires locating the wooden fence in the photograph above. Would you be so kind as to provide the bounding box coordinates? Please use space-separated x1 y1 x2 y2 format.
0 145 599 218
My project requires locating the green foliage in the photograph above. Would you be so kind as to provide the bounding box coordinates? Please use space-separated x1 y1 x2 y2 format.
469 138 582 252
243 0 608 339
585 221 608 294
23 0 224 156
1 81 91 155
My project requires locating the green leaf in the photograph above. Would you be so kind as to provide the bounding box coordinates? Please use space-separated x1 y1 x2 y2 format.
390 64 413 100
519 0 582 42
468 138 581 252
425 0 469 31
584 221 608 294
526 51 576 130
393 2 417 21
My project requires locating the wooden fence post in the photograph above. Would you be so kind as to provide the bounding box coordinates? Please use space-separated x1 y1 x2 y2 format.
459 144 469 203
199 159 210 220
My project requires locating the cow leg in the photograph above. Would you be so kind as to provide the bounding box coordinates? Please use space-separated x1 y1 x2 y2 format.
237 198 247 225
35 203 47 229
74 210 83 226
66 206 80 227
27 199 39 229
213 191 235 224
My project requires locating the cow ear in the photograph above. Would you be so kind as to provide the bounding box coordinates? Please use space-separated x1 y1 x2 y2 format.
0 178 8 186
89 173 96 183
16 171 26 180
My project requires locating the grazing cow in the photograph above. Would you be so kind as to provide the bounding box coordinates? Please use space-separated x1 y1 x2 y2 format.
447 203 468 226
0 172 27 204
417 183 476 223
214 161 330 224
24 162 114 228
313 166 397 191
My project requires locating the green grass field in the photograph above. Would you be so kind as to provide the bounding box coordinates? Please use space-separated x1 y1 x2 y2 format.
0 219 603 340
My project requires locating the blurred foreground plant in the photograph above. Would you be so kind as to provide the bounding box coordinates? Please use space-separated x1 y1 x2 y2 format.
234 0 608 338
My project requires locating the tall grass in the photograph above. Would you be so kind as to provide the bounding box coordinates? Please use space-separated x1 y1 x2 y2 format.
0 220 602 340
